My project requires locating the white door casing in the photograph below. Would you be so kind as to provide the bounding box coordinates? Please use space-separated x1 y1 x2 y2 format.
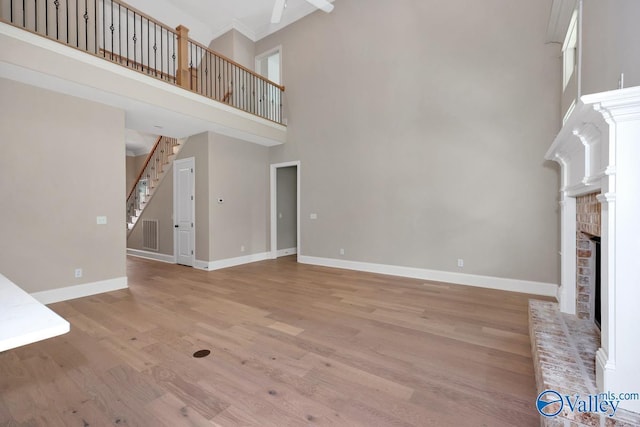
174 157 195 266
270 161 300 260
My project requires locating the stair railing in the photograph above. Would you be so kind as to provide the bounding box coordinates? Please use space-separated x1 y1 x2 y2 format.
126 136 178 228
187 38 285 124
2 0 286 124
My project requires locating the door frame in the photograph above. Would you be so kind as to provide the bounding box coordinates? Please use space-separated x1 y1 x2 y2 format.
173 157 195 266
255 45 283 83
270 161 300 260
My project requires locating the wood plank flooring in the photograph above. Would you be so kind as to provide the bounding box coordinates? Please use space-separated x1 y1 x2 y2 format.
0 256 550 426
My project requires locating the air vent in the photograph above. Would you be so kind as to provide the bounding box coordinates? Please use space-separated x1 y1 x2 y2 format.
142 219 159 251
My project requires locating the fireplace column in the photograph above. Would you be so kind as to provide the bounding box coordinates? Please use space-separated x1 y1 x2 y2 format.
546 86 640 413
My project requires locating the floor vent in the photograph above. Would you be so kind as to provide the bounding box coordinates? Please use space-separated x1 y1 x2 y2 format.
142 219 159 251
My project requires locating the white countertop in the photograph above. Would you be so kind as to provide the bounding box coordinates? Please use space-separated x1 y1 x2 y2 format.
0 273 70 352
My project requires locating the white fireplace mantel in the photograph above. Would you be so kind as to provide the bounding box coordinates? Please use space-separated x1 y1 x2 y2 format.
546 86 640 413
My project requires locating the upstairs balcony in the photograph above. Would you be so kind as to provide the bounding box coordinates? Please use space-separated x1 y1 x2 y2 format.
0 0 286 146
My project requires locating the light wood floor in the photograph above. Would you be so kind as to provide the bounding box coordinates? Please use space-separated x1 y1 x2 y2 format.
1 256 548 426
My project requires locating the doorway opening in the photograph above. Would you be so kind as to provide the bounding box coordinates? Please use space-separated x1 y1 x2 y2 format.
270 161 300 260
256 46 282 85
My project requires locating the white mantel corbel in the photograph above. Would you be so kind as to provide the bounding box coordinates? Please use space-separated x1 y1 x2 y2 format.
546 86 640 413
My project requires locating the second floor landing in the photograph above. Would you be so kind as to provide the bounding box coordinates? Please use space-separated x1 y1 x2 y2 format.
0 21 286 147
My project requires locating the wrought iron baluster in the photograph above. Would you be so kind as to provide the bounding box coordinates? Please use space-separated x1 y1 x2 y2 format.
55 0 59 39
199 45 203 94
46 0 48 35
101 0 104 56
110 0 115 59
132 11 136 68
65 0 68 43
117 2 121 60
206 51 210 97
84 0 88 50
188 42 193 89
172 31 175 82
160 27 164 77
34 0 37 32
153 22 157 77
75 0 79 47
22 0 25 27
125 6 129 66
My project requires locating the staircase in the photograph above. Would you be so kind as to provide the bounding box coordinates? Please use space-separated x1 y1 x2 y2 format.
126 136 184 233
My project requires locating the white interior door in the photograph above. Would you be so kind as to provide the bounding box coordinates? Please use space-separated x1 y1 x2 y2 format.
174 157 195 266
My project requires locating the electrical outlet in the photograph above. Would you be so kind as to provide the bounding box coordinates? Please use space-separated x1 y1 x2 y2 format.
310 213 318 220
340 248 345 255
74 268 82 278
241 245 245 252
96 216 107 225
457 259 464 268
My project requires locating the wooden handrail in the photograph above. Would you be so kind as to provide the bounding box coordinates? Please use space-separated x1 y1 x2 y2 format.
3 0 286 123
126 136 163 202
187 38 286 92
110 0 178 36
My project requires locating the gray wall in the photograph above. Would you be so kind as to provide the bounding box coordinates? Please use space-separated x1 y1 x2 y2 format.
128 132 269 263
125 154 147 194
210 134 269 260
0 78 126 293
257 0 562 284
178 132 211 261
209 29 256 71
126 163 175 256
128 132 211 260
277 166 297 250
581 0 640 95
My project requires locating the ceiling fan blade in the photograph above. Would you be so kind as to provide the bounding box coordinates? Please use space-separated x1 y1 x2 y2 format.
304 0 334 13
271 0 286 24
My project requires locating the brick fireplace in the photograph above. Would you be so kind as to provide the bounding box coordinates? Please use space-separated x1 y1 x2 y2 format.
534 86 640 422
575 192 601 322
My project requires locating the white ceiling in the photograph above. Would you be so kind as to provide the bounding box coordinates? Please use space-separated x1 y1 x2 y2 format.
126 0 336 43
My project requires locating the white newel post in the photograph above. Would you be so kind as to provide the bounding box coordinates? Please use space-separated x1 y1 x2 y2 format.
547 86 640 413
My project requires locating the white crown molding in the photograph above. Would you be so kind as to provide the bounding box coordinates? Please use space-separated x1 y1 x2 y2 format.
209 20 257 44
31 277 128 305
299 256 558 297
127 248 176 264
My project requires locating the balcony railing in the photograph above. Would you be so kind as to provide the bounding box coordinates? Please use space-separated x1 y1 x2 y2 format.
187 39 284 124
0 0 285 124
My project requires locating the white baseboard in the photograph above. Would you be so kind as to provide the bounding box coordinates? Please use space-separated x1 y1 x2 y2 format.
194 252 270 271
127 248 175 264
31 277 129 305
277 248 297 257
298 256 558 297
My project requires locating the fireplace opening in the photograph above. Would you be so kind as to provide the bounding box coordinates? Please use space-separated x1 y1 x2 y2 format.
591 236 601 329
